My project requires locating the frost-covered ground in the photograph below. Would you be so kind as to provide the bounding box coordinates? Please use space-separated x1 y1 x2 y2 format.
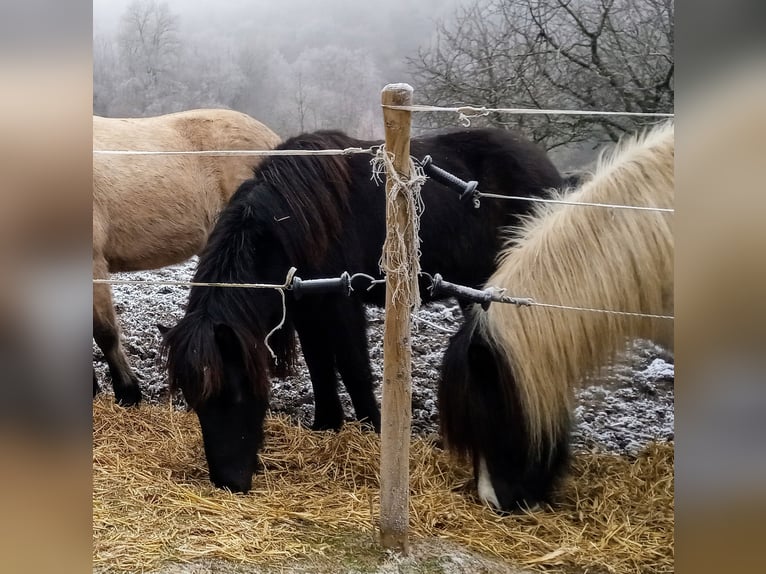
93 258 674 456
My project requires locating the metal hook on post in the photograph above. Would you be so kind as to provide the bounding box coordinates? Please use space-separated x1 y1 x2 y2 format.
420 155 480 207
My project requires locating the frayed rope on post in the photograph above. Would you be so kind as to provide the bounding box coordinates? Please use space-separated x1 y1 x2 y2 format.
370 146 427 310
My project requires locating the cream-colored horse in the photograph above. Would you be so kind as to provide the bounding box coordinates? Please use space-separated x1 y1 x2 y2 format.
93 109 280 405
439 122 674 511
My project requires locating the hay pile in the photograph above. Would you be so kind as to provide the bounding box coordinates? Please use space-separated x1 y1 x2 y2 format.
93 398 673 573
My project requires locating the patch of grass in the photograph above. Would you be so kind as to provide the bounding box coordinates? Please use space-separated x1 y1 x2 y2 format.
300 529 385 573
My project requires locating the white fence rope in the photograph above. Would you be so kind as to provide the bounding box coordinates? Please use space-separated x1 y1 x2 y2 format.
92 149 673 213
93 146 377 157
383 103 674 120
494 297 674 321
478 192 674 213
93 278 288 290
95 276 673 321
97 269 297 358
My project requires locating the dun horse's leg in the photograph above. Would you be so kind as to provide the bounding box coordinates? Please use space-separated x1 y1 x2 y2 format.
293 301 344 431
333 300 380 432
93 264 142 406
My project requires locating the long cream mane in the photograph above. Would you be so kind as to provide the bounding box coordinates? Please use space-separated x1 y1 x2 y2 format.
479 122 674 454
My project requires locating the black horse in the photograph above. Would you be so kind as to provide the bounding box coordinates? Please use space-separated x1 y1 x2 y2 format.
161 128 562 493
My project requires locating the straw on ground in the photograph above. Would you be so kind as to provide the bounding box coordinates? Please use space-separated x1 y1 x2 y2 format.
93 398 673 573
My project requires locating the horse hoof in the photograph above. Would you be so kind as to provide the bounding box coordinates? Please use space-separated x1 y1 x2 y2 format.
311 420 344 432
115 386 142 407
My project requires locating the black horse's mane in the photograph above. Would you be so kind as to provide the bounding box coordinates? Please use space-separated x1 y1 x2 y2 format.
163 131 375 403
246 130 372 263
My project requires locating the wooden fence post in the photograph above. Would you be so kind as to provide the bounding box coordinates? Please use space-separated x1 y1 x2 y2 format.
379 83 415 554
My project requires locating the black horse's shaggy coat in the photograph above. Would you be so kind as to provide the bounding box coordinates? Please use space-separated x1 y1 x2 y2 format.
162 128 562 492
439 311 570 510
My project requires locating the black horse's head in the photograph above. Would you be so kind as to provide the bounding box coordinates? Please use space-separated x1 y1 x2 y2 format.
161 314 276 492
438 310 570 512
192 324 268 493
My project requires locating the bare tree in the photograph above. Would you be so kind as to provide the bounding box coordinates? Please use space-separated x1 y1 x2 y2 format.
114 0 182 115
290 46 384 138
409 0 674 150
294 70 309 133
181 42 248 111
234 43 295 135
93 34 119 116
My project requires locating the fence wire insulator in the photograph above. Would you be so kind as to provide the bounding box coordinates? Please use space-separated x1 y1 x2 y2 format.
290 272 352 299
419 156 480 208
428 273 494 310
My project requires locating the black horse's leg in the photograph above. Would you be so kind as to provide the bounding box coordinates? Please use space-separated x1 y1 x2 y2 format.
333 299 380 432
93 262 142 406
293 300 344 431
93 368 100 397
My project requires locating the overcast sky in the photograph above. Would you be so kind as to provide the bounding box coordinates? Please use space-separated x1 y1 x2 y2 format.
96 0 480 99
93 0 468 46
93 0 479 139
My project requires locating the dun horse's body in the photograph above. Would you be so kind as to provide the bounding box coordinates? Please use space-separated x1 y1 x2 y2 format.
93 109 280 405
439 123 674 512
161 128 562 492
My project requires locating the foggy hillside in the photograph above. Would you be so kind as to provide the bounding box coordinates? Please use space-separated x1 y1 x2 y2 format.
93 0 468 139
93 0 673 165
95 0 465 72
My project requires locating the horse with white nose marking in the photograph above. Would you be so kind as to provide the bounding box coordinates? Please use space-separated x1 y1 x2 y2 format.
439 122 674 512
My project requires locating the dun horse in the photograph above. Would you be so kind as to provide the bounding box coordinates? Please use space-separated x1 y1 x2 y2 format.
161 128 562 492
439 122 674 512
93 109 280 406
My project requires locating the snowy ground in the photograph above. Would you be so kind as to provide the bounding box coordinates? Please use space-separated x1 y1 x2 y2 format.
93 258 674 456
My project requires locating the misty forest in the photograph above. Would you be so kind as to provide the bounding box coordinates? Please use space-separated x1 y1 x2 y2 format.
93 0 673 166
